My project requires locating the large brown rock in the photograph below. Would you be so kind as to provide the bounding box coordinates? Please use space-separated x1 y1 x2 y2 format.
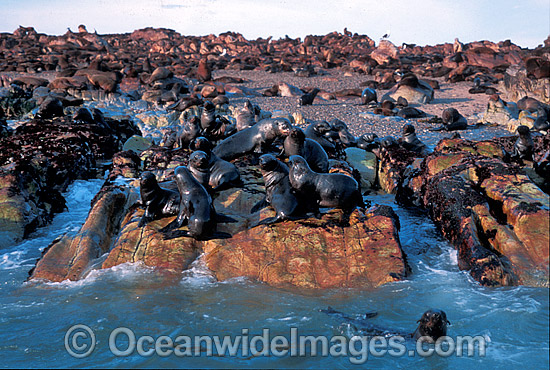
398 138 550 287
203 207 409 289
30 186 133 282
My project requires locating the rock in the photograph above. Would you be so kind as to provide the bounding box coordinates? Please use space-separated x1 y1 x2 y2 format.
397 137 550 287
500 64 550 105
203 207 409 289
29 186 134 282
370 40 399 65
479 95 519 131
344 147 377 190
382 79 434 104
123 135 153 155
102 207 200 271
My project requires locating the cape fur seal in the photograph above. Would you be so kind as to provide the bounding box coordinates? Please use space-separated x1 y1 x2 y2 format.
284 127 329 173
138 171 180 227
162 166 215 239
213 117 292 160
288 155 362 212
321 307 450 342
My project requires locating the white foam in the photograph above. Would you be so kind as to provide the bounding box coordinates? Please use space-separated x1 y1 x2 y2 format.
180 254 217 286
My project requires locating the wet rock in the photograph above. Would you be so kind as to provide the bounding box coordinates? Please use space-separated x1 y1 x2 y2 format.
398 137 549 287
29 186 133 282
203 207 409 289
123 135 153 155
344 147 377 190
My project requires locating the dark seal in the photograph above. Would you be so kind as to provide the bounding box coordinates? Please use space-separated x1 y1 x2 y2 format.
305 120 338 155
138 171 180 227
163 166 215 239
288 155 362 212
321 307 450 342
433 108 468 131
399 124 428 155
190 137 241 190
188 150 211 189
213 117 292 160
284 127 329 173
512 125 534 161
255 154 300 221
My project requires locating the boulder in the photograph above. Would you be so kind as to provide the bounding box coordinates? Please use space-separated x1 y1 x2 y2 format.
203 207 409 289
344 147 377 190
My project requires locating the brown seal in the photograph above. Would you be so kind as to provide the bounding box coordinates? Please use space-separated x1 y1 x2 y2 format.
284 127 329 173
213 117 292 160
162 166 215 239
138 171 180 227
288 155 362 212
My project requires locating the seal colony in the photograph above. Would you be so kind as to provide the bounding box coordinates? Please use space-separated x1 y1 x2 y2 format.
1 25 548 293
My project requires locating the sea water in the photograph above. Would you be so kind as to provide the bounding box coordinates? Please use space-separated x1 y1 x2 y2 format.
0 177 548 369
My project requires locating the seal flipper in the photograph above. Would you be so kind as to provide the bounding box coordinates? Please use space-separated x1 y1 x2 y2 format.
250 197 269 213
214 213 238 223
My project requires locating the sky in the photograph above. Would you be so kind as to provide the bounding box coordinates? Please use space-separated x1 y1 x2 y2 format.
0 0 548 48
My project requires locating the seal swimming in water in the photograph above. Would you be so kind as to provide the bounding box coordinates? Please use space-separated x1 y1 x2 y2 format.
213 117 292 160
284 127 329 173
138 171 180 227
288 155 362 212
321 307 450 342
252 154 300 223
162 166 215 239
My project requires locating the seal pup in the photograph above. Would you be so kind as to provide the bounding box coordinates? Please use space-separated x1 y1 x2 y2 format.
305 120 338 155
399 124 428 155
361 87 377 106
284 127 329 173
288 155 362 212
252 154 300 223
321 307 450 342
190 137 241 191
213 117 292 160
138 171 180 227
299 88 319 106
512 125 534 161
161 166 215 239
328 118 357 147
432 108 468 131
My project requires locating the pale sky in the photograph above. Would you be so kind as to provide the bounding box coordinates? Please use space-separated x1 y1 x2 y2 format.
0 0 548 48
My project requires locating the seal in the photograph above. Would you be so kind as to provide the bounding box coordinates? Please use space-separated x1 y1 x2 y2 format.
288 155 362 212
361 87 377 105
200 101 236 141
190 137 241 190
431 108 468 131
138 171 180 227
356 133 379 151
512 125 534 161
305 120 338 155
399 124 428 155
321 307 450 342
299 88 319 106
162 166 215 239
284 127 329 173
213 117 292 160
328 118 357 147
533 108 550 132
188 150 211 189
236 100 256 131
254 154 299 222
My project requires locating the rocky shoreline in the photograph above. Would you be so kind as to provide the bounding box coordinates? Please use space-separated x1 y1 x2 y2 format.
1 26 548 288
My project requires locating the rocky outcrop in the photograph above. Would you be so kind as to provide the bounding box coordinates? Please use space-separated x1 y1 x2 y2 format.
398 138 549 287
0 116 141 248
29 186 134 282
203 206 408 289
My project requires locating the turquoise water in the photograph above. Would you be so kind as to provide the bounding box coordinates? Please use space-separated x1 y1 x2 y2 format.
0 181 548 369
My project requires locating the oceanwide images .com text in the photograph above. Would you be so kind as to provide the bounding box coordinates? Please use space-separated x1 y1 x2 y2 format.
65 325 488 363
